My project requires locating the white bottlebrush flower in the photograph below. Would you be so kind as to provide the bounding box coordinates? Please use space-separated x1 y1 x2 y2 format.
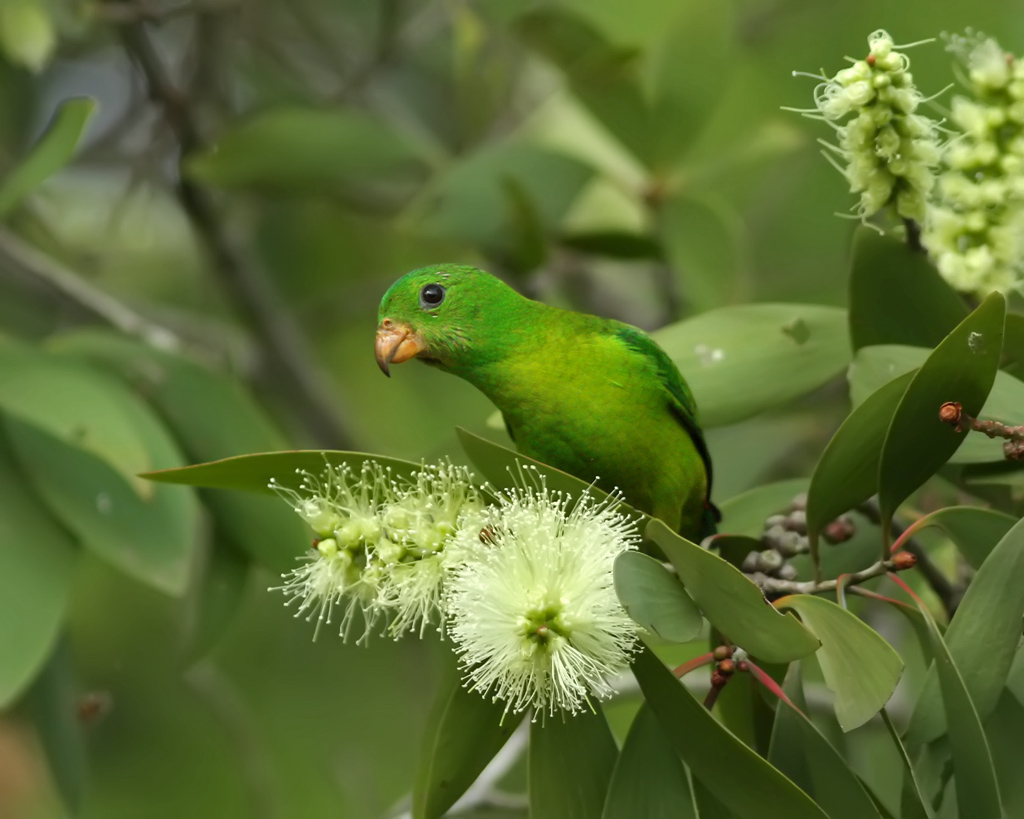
922 32 1024 296
790 30 942 223
374 461 484 638
268 460 398 642
446 481 641 719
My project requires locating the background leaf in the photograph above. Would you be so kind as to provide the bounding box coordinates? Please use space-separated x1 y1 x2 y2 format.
653 304 850 427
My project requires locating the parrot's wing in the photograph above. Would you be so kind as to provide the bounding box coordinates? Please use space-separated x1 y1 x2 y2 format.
613 326 716 505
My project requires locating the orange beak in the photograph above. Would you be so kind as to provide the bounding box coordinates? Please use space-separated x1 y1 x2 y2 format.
375 319 428 376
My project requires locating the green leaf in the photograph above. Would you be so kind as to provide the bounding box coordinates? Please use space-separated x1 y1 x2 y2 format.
143 449 424 493
416 142 592 248
50 331 309 573
718 478 809 538
0 97 96 217
652 304 850 427
500 176 549 273
848 228 968 351
560 230 663 260
646 519 819 663
0 345 155 496
0 440 76 707
185 107 425 193
805 371 916 544
5 413 200 597
602 704 696 819
768 663 886 819
456 428 644 521
906 514 1024 745
850 344 1024 464
26 637 86 815
613 551 703 643
892 581 1003 818
0 0 56 73
529 706 618 819
774 595 903 731
516 8 652 163
413 659 524 819
646 2 735 170
877 293 1005 524
658 193 744 312
631 646 827 819
879 709 937 819
909 505 1017 570
182 540 250 664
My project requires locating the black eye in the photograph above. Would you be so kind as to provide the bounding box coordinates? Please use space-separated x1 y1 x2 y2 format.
419 284 446 308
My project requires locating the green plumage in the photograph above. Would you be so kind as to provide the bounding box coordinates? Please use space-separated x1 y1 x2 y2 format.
377 264 716 540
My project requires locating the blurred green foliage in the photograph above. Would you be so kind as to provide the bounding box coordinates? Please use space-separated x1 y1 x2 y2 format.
3 0 1024 817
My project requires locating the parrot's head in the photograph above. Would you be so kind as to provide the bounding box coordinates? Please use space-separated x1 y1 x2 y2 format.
375 264 528 377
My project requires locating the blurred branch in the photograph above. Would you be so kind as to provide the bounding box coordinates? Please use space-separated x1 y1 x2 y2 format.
856 498 963 617
118 17 357 448
753 554 907 596
0 225 182 350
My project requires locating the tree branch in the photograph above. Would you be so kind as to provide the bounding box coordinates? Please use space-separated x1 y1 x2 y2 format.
0 225 182 351
118 17 357 449
856 498 962 617
752 555 908 596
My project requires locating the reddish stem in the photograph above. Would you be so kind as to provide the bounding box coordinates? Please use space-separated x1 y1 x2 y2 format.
747 661 806 715
673 652 715 678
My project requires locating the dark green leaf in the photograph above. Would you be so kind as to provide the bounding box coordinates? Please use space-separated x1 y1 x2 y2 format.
613 551 703 643
718 478 809 538
50 331 309 573
910 505 1017 570
999 312 1024 379
631 646 827 819
529 706 618 819
768 663 885 819
646 519 819 663
848 228 968 351
500 176 548 273
877 293 1005 525
26 637 85 815
879 709 936 819
851 344 1024 464
182 540 250 664
774 595 902 731
185 107 425 193
805 371 915 544
893 583 1003 817
143 450 424 493
0 439 76 707
653 304 850 428
5 414 200 597
560 230 663 261
602 704 696 819
906 515 1024 745
0 97 95 217
413 658 524 819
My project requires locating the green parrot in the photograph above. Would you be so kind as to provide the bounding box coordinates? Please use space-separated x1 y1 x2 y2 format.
375 264 717 540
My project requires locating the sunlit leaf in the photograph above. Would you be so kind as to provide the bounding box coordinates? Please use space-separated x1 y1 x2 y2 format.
775 595 902 731
877 293 1005 525
653 304 850 427
646 520 819 663
613 551 703 642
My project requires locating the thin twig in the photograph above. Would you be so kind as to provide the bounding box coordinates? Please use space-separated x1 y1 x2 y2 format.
856 498 962 616
753 554 908 596
0 225 182 351
118 18 356 448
